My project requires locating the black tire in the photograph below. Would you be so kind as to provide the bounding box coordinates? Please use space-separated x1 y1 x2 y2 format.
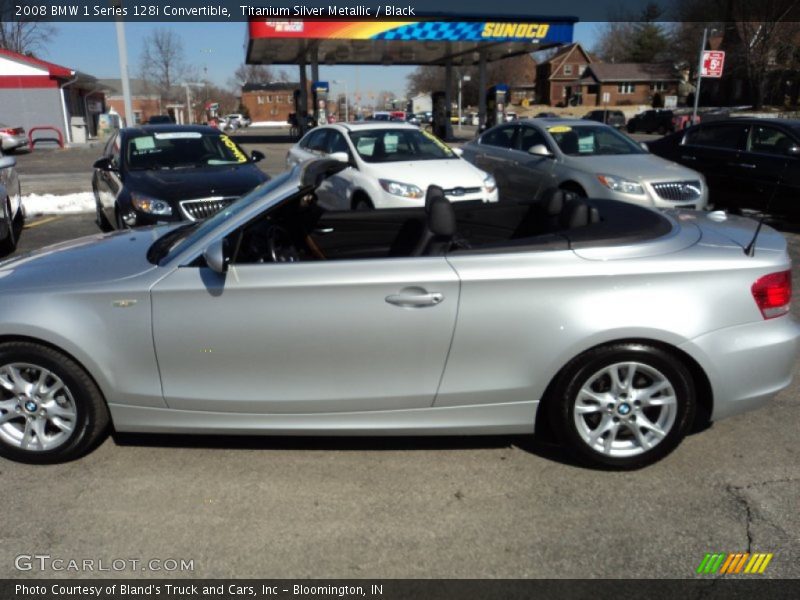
0 197 17 255
0 342 110 464
115 205 129 230
353 195 374 211
627 122 636 134
549 343 696 469
560 182 587 198
657 124 668 136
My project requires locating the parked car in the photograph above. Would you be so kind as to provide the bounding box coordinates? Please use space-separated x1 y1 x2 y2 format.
370 112 391 121
285 122 498 209
627 110 674 135
91 125 269 230
0 124 28 153
0 151 23 254
583 110 626 128
504 112 519 122
647 118 800 216
460 119 708 209
147 115 173 125
225 113 251 128
0 158 796 466
534 112 559 118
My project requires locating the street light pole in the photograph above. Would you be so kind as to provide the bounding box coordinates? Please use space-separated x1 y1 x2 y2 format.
112 0 133 126
692 27 710 125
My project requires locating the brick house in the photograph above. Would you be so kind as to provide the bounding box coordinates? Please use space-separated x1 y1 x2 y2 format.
576 64 681 107
535 43 594 106
99 79 188 126
241 82 298 123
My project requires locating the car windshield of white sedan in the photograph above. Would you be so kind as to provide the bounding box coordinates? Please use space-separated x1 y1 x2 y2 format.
548 125 644 156
126 132 250 170
349 129 455 162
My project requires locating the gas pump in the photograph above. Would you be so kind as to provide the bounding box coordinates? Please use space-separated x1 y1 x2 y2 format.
431 91 449 139
312 81 329 127
484 84 509 130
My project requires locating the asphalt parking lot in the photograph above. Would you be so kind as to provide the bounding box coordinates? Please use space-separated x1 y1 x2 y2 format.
0 127 798 580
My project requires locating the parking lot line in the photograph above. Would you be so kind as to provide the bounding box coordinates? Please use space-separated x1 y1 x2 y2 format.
24 216 63 229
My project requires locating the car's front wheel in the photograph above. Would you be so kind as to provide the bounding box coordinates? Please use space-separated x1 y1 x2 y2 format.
551 343 695 469
0 342 110 464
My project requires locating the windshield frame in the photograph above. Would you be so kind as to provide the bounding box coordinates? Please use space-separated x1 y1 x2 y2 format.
150 170 298 266
546 123 646 157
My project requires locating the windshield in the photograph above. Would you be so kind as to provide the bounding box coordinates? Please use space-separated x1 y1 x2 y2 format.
547 124 645 156
126 131 251 170
148 171 294 264
349 128 456 162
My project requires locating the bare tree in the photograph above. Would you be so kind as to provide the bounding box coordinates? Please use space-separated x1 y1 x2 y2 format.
139 29 191 102
0 1 56 56
228 63 275 89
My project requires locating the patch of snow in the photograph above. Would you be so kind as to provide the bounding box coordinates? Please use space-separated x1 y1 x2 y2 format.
249 121 290 128
22 192 95 215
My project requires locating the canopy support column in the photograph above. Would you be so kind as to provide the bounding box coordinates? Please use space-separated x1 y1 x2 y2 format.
478 49 487 132
298 47 309 136
444 55 453 140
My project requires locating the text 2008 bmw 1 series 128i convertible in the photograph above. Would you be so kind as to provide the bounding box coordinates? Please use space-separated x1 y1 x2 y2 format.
0 159 797 468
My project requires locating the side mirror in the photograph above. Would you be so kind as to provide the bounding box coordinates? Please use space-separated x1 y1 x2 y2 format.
93 157 114 171
640 142 650 152
251 150 265 163
452 147 464 157
528 144 553 157
329 151 350 164
203 238 228 273
0 156 16 169
786 145 800 156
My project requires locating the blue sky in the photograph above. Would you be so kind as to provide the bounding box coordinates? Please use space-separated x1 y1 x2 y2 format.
39 21 600 97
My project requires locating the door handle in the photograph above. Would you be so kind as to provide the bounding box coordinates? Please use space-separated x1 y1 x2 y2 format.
739 163 756 169
314 227 334 234
680 154 696 161
385 292 444 308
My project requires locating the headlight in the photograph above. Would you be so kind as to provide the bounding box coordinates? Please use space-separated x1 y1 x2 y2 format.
131 194 172 216
483 175 497 194
596 174 645 196
379 179 424 199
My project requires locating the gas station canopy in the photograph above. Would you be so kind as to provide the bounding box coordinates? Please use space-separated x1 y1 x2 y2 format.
246 18 575 66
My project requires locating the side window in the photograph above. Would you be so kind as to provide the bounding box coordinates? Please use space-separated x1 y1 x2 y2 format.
481 126 516 149
685 125 748 150
326 130 350 155
518 126 549 153
301 129 327 152
748 126 795 156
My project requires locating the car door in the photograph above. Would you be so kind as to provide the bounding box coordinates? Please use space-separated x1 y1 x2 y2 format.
738 123 800 214
472 125 520 201
506 125 557 202
95 132 123 224
678 123 750 210
150 235 460 414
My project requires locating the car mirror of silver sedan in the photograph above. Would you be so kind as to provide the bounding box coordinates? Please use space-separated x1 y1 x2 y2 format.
203 239 228 274
329 151 350 164
528 144 553 158
0 155 16 170
786 145 800 157
452 147 464 157
640 142 650 152
251 150 266 163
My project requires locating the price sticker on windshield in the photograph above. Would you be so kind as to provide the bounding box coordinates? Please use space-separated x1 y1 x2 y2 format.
220 134 249 163
547 126 572 133
421 129 454 154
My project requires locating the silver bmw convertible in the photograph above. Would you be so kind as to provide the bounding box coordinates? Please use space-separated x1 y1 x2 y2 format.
0 159 797 468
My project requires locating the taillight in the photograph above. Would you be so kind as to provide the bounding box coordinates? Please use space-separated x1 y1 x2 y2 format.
0 128 14 135
751 270 792 319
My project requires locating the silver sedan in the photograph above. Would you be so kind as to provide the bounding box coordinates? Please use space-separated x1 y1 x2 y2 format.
0 159 796 468
461 119 709 210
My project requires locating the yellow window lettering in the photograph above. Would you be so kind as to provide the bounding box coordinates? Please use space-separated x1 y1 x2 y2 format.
220 135 248 163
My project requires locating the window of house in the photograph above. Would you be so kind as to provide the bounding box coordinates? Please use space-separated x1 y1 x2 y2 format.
257 96 265 105
133 111 143 125
563 64 573 75
287 95 293 103
650 81 668 92
578 65 587 76
265 95 273 102
618 82 635 94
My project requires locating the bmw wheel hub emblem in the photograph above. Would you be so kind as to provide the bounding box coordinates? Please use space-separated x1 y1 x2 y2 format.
618 403 631 415
24 400 38 412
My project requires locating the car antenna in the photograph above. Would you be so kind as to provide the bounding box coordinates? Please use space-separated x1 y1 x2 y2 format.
743 157 789 257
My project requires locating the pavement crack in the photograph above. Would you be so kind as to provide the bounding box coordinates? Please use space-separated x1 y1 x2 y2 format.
725 484 754 553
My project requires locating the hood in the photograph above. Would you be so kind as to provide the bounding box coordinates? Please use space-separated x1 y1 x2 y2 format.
0 227 169 292
125 164 268 201
566 154 702 183
363 159 488 189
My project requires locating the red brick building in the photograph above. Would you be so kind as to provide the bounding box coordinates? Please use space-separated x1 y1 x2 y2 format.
535 43 594 106
577 64 681 107
99 79 188 126
241 82 298 123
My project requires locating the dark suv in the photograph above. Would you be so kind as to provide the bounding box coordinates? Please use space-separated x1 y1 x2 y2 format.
627 110 674 135
582 110 626 128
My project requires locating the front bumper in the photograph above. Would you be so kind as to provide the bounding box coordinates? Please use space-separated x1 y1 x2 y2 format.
679 316 800 422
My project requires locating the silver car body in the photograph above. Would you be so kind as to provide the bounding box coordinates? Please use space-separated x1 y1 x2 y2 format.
0 153 22 244
0 166 796 439
461 118 709 210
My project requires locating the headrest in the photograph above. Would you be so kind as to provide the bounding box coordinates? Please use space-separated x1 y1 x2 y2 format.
560 198 600 229
425 185 446 212
538 188 567 216
425 186 456 237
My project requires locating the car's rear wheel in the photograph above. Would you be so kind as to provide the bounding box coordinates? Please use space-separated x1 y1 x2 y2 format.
353 194 374 211
550 343 695 469
0 342 109 464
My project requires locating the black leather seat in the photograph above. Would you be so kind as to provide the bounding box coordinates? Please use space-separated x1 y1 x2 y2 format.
387 186 456 257
514 188 575 237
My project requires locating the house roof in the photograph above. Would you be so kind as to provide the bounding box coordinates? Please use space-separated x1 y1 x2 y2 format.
98 78 158 97
242 82 299 92
579 63 679 84
0 48 74 78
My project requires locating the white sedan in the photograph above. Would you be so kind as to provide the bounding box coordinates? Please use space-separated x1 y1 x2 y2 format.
286 122 498 209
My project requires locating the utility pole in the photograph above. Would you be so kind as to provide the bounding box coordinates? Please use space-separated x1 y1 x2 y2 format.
112 0 133 126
